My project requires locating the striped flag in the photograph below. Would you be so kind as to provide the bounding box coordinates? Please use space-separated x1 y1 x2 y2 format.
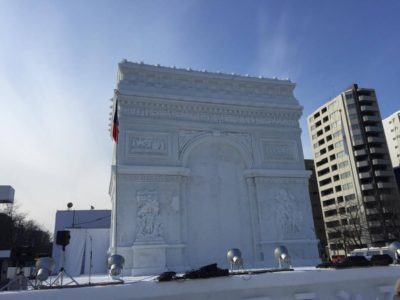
112 100 119 143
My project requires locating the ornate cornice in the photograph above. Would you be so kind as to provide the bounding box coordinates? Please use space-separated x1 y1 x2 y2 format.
244 169 312 178
117 61 299 107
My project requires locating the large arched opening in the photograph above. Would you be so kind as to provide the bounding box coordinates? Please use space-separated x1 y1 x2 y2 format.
183 137 254 268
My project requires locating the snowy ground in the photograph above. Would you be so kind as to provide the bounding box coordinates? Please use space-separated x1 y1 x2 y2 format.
1 266 400 300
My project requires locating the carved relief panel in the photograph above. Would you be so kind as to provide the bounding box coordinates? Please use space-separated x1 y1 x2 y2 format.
135 189 164 242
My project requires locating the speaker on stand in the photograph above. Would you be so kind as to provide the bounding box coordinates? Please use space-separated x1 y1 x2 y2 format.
51 230 78 286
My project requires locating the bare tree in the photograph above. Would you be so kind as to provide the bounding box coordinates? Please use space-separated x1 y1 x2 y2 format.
326 196 370 255
326 193 400 256
0 203 51 251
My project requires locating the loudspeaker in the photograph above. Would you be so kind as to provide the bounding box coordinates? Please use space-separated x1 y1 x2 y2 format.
56 230 70 247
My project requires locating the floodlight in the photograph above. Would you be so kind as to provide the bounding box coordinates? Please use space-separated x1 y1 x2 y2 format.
389 241 400 263
35 257 55 282
226 248 243 271
274 246 292 268
107 254 125 280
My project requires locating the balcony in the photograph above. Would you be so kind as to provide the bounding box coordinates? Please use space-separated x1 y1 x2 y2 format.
375 170 393 177
353 138 364 146
357 161 369 168
359 172 371 179
365 208 378 215
361 105 378 113
324 214 339 221
377 182 396 189
358 95 376 102
363 115 380 123
364 196 376 202
365 125 382 133
367 136 385 143
355 149 367 156
380 195 392 201
372 159 390 166
361 183 374 191
323 203 337 210
370 147 386 154
369 220 382 227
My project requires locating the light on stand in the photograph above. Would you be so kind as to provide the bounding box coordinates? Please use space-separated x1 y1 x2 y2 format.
274 246 292 269
227 248 244 271
35 257 55 283
389 241 400 263
107 254 125 281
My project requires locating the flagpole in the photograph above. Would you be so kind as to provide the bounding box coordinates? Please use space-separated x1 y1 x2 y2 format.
115 139 118 255
112 96 119 255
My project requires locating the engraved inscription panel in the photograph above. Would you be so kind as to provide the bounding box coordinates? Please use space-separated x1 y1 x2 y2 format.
126 131 170 157
261 140 298 162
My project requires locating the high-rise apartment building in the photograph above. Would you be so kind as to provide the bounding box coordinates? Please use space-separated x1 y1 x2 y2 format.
308 84 400 258
383 111 400 168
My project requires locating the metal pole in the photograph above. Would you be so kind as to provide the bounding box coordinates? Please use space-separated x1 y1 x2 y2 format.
88 235 93 285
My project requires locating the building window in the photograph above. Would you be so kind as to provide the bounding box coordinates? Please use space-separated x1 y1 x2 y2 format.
342 182 353 191
340 171 351 180
334 141 343 149
338 160 349 169
333 130 342 139
345 194 355 201
336 151 345 158
347 103 356 109
349 113 358 120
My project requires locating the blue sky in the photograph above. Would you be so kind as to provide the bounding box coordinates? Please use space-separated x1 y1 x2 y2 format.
1 0 399 231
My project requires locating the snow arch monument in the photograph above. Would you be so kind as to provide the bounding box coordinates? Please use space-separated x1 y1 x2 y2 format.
109 61 320 275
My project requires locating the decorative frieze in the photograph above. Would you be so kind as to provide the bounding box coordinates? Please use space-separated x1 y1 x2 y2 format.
119 174 182 183
119 99 301 127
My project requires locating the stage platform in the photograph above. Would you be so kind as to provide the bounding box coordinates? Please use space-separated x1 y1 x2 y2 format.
1 266 400 300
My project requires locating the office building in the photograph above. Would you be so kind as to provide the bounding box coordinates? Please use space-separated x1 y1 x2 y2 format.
308 84 400 258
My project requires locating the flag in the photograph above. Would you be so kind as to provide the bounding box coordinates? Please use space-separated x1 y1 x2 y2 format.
112 100 119 143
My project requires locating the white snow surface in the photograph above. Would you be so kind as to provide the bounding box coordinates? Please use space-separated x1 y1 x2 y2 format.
2 266 400 300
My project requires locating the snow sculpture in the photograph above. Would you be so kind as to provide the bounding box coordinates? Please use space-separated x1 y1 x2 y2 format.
109 61 320 275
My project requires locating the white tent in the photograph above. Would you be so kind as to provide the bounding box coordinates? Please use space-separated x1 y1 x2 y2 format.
61 228 109 276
